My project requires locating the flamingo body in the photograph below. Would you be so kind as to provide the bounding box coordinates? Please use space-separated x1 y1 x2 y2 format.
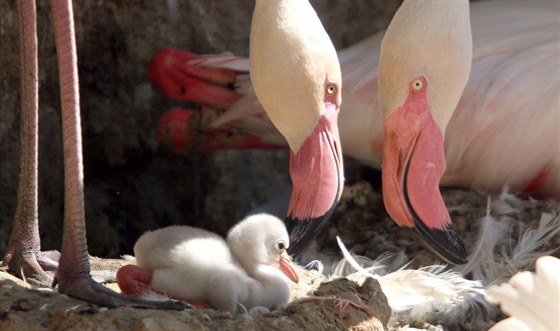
151 1 560 199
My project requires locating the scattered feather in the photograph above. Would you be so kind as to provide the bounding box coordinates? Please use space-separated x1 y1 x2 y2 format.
333 237 495 330
65 304 82 312
246 305 271 318
138 288 173 302
121 255 136 262
458 193 560 285
304 260 324 274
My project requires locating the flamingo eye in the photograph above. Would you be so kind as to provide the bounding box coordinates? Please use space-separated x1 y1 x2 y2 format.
410 77 426 92
276 240 287 251
326 84 336 95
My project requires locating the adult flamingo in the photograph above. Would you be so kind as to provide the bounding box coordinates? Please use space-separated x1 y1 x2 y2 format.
150 1 560 262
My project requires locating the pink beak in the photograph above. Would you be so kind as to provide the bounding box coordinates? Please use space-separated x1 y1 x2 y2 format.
381 83 466 264
279 251 299 283
285 102 344 256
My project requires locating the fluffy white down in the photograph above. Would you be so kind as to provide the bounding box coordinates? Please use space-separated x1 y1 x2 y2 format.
133 213 294 314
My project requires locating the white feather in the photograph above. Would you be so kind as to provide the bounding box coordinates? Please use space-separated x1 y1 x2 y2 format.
189 55 249 72
334 237 497 330
458 191 560 285
334 237 484 311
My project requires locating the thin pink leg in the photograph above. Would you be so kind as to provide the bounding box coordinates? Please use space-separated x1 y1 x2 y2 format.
2 0 58 287
46 0 186 309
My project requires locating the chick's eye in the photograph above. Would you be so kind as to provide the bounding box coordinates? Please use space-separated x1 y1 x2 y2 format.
410 77 426 92
276 240 287 251
326 84 336 95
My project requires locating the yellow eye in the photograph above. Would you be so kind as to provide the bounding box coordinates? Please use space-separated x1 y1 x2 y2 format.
410 77 426 92
326 84 336 95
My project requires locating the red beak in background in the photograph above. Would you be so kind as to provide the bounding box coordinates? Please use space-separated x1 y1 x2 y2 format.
149 48 240 108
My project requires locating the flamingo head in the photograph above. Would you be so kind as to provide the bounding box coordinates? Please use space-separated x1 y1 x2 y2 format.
227 214 299 283
378 0 472 264
250 0 344 255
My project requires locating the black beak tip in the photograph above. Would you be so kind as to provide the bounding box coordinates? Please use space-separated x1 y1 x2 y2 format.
405 224 468 265
286 214 333 256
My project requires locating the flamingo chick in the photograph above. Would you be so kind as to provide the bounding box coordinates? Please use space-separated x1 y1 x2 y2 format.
116 213 299 314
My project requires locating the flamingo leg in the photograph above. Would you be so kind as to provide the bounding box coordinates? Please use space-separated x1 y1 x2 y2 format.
116 264 154 296
1 0 58 287
47 0 187 309
116 265 207 309
3 0 188 310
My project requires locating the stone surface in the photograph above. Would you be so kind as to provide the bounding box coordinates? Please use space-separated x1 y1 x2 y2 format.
0 260 390 331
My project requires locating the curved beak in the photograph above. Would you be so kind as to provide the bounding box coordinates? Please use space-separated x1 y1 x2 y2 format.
381 92 467 265
148 48 240 108
286 103 344 256
156 108 282 152
279 251 299 283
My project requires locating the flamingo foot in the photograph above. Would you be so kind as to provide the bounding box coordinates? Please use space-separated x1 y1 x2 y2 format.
332 296 375 317
116 264 207 309
54 267 189 310
2 243 59 287
149 48 240 108
288 294 375 318
156 108 282 152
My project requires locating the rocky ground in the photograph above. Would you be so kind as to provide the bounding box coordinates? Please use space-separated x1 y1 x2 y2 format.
0 261 389 331
1 183 559 330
